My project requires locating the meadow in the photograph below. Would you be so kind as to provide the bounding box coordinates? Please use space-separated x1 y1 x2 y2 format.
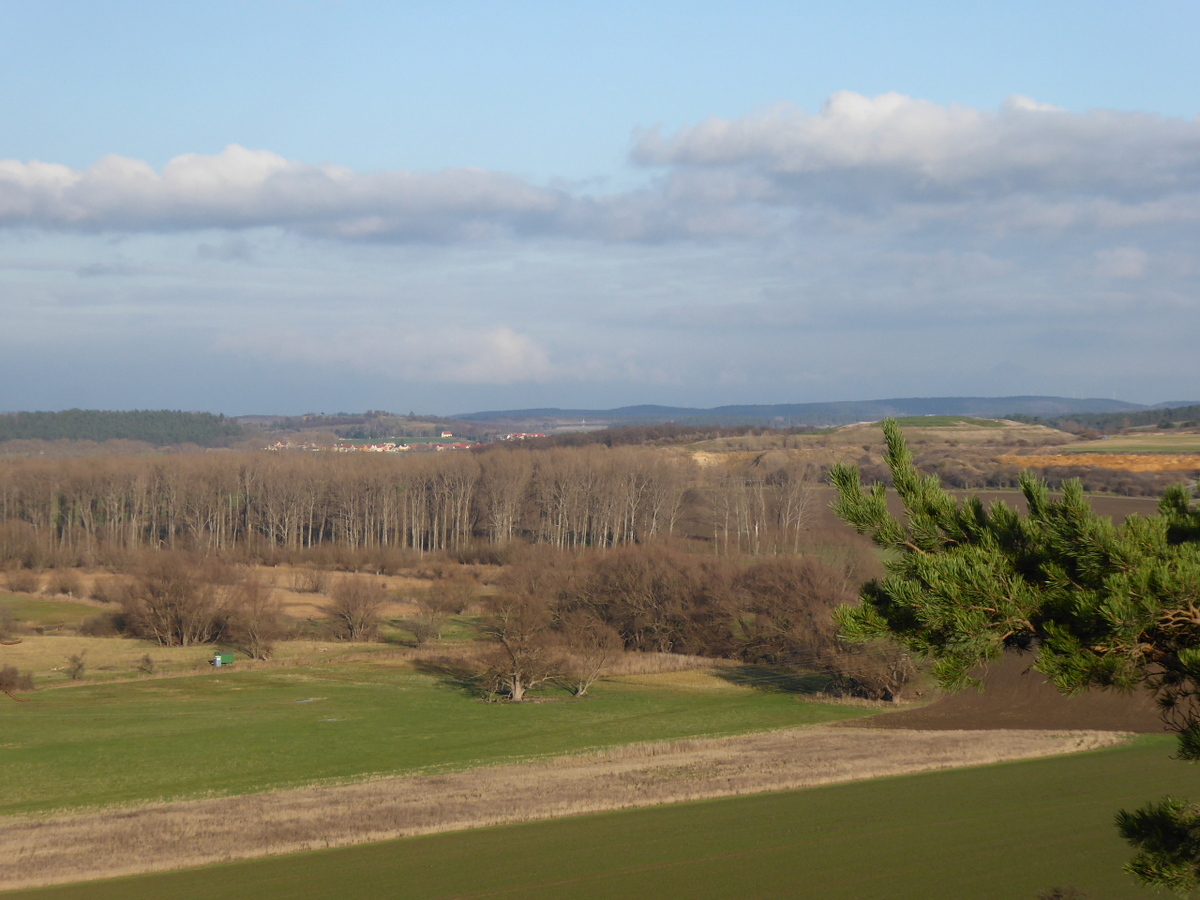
1062 432 1200 454
2 736 1183 900
0 657 875 816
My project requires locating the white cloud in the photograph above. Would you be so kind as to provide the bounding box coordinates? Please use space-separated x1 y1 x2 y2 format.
1094 246 1149 279
216 324 558 385
0 145 570 241
5 95 1200 246
631 93 1200 234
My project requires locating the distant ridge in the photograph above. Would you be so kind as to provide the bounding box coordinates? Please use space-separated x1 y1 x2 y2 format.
453 396 1147 428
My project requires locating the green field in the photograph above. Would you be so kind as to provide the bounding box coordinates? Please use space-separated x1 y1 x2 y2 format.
0 593 99 629
6 736 1187 900
0 664 872 815
1064 433 1200 454
890 415 1007 428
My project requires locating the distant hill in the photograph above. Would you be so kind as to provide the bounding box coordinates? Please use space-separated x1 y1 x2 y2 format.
0 410 247 447
1010 403 1200 434
454 396 1149 429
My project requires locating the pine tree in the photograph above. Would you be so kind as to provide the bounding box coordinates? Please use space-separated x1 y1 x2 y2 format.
830 419 1200 892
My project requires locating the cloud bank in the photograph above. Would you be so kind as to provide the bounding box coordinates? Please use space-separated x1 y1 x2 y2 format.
2 93 1199 243
2 93 1197 410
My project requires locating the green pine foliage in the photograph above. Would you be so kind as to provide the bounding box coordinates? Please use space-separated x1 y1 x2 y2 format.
0 410 245 446
830 418 1200 892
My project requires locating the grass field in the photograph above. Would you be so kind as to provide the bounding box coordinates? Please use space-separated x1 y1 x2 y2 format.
0 662 874 816
889 415 1008 428
0 593 99 629
1062 433 1200 454
4 735 1185 900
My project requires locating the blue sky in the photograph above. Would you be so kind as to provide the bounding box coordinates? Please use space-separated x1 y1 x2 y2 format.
2 1 1198 414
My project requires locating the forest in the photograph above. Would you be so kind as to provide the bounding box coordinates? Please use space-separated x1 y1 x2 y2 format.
0 409 247 446
0 445 815 562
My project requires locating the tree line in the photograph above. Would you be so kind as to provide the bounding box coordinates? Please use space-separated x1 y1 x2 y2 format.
0 410 246 447
1009 404 1200 434
475 542 906 702
0 445 816 566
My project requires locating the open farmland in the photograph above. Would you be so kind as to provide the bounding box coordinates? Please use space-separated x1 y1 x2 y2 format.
0 417 1193 898
1 735 1181 900
0 658 877 817
1060 432 1200 454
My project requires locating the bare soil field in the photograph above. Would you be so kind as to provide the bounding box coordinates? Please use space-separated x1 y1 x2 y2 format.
0 726 1125 891
846 651 1168 733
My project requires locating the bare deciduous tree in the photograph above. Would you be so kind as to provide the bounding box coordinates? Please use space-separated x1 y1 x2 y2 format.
409 575 473 646
325 575 386 641
558 610 620 697
480 550 564 700
225 573 284 660
120 552 225 646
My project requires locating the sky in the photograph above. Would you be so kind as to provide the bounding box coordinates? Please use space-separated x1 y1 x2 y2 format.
1 1 1198 416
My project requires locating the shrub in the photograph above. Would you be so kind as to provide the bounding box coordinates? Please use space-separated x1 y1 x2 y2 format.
325 575 386 641
78 612 123 637
88 577 131 605
288 568 329 594
120 552 226 646
0 665 34 697
47 569 83 597
65 652 86 680
225 574 283 660
0 606 19 641
4 568 39 594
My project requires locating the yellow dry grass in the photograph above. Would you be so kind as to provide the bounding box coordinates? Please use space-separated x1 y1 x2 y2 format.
2 635 408 682
1003 452 1200 472
0 726 1127 890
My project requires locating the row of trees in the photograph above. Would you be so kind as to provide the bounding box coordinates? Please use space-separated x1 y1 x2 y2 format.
62 539 903 705
0 447 816 563
0 410 246 446
479 543 909 703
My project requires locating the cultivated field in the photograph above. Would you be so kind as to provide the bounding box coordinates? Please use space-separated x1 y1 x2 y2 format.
0 727 1126 890
1 736 1181 900
1 416 1192 898
1062 432 1200 454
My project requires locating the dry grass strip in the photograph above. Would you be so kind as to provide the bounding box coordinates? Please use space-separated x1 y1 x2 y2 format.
0 727 1126 890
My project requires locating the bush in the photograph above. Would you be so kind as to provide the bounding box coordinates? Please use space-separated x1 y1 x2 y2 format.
288 568 329 594
78 612 123 637
325 575 386 641
408 576 475 646
0 606 20 641
65 652 86 680
225 574 283 660
4 568 39 594
120 551 226 646
0 665 34 697
88 577 130 605
47 569 83 598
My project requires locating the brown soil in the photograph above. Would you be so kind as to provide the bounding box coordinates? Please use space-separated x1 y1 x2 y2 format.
847 651 1168 732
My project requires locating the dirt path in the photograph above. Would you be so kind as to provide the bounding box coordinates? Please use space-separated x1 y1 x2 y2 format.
0 727 1126 891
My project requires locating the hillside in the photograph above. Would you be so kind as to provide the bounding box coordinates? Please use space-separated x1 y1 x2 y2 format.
454 396 1150 429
